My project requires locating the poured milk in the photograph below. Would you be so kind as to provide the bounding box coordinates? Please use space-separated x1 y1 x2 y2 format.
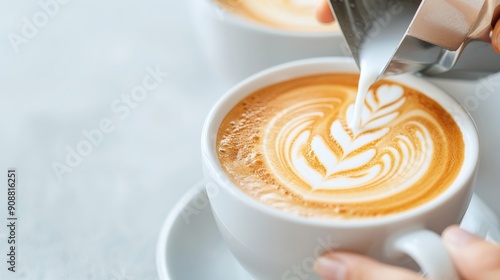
350 2 418 130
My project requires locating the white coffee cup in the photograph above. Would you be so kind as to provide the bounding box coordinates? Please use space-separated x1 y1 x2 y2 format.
201 57 479 280
189 0 348 86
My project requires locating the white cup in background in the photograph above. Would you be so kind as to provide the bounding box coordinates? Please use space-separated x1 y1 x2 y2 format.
201 57 479 280
189 0 348 86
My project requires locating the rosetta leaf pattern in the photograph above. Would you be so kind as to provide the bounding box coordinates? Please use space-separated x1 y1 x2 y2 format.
264 83 435 196
349 84 405 133
299 85 407 189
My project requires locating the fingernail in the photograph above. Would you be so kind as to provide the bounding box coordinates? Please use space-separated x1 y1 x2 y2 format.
314 256 346 280
444 226 477 245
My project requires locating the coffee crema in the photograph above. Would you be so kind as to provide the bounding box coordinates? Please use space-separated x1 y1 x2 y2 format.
214 0 338 32
217 74 465 219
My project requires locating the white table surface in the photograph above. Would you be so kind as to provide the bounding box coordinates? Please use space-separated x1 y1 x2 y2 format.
0 1 499 279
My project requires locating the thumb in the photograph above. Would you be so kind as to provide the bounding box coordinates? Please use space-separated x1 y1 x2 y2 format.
316 0 335 23
492 20 500 53
314 252 422 280
443 225 500 280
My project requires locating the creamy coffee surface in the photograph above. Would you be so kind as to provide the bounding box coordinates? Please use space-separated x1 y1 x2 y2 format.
214 0 338 32
217 74 464 219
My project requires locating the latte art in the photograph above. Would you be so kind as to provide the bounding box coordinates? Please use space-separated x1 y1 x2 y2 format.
265 85 434 202
217 74 464 218
215 0 338 32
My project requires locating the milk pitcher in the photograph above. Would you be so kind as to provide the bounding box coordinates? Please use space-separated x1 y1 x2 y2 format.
329 0 500 78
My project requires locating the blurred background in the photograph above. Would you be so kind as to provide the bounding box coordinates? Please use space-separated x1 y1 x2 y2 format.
0 0 499 279
0 0 226 279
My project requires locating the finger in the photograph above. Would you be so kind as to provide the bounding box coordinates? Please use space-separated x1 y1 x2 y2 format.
316 0 335 23
315 252 422 280
492 20 500 54
443 225 500 280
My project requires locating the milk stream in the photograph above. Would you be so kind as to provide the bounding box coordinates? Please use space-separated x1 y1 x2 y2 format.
350 2 418 130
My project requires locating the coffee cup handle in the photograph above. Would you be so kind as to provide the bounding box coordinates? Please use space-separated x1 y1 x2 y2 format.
389 229 459 280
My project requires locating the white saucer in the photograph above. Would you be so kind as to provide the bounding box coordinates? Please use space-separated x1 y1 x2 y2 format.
156 182 500 280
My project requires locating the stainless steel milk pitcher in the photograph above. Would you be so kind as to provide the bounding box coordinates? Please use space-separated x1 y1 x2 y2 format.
329 0 500 79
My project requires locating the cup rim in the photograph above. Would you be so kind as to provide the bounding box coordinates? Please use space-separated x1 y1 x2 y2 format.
202 0 342 38
201 57 480 228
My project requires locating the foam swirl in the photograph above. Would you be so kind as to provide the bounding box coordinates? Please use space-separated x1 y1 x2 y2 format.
217 74 464 218
215 0 338 32
263 84 434 203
